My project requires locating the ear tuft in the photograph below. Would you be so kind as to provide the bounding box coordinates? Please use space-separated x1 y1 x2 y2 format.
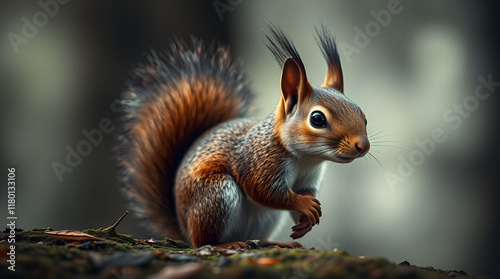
315 25 344 93
263 23 305 69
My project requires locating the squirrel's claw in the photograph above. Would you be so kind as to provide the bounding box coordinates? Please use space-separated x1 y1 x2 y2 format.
291 214 313 239
290 225 312 239
292 221 310 231
295 195 322 225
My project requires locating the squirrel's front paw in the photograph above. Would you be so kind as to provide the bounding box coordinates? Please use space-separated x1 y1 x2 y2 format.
294 195 322 226
290 214 312 239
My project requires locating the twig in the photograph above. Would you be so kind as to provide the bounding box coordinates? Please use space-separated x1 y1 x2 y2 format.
111 210 129 230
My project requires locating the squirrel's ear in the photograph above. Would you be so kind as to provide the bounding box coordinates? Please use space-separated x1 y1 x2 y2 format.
280 58 311 115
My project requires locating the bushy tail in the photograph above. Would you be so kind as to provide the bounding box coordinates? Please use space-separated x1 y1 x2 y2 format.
116 39 254 240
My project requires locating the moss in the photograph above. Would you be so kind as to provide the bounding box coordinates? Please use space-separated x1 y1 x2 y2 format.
82 227 135 243
1 228 61 244
163 237 191 248
0 228 488 279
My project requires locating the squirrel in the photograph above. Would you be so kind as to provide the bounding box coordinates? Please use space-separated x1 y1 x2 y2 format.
116 24 370 249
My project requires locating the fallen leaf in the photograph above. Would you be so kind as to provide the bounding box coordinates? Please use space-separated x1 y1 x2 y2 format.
255 258 281 265
45 230 102 242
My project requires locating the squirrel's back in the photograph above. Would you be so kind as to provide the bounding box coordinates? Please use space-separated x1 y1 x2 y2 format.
116 39 254 240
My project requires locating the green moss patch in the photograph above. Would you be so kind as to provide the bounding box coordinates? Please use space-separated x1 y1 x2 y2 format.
0 228 487 279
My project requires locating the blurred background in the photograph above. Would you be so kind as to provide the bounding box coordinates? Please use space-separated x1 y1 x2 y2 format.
1 0 499 277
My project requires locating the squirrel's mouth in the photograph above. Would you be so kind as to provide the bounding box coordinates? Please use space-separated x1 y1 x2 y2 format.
335 155 356 163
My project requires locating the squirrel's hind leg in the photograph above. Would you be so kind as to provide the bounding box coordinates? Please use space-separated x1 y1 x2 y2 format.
177 173 246 248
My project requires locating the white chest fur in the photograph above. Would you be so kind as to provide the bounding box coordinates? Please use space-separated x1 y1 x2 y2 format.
220 160 327 243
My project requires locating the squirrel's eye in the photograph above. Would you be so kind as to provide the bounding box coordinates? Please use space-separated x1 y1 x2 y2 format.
365 118 367 126
310 111 327 128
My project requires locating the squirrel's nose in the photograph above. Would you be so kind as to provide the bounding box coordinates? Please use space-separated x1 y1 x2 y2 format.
355 138 370 155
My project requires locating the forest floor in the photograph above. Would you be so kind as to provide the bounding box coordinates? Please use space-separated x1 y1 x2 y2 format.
0 225 488 279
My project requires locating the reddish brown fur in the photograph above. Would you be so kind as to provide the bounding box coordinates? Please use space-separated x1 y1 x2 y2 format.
122 77 243 242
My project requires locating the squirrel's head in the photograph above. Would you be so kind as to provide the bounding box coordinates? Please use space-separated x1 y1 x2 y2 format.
266 24 369 163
